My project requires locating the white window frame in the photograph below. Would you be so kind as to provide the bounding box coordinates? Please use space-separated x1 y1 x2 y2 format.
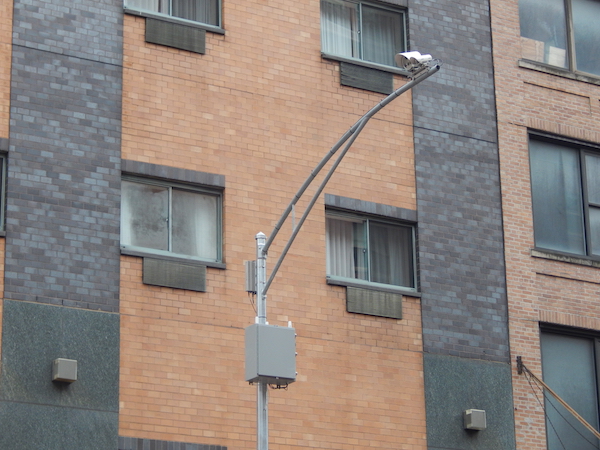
124 0 222 28
320 0 407 68
325 209 417 291
121 176 222 263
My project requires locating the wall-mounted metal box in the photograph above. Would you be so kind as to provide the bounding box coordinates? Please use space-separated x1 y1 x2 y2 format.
52 358 78 383
244 260 256 293
245 323 296 385
464 409 487 431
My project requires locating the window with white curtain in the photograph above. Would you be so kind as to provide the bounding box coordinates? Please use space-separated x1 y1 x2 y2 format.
326 211 415 289
529 135 600 257
320 0 406 67
121 177 221 262
125 0 220 26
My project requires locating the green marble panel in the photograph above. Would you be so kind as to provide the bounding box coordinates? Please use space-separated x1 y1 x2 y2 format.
424 353 516 450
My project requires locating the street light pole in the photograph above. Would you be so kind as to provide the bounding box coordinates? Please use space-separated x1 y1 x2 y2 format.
255 232 268 450
249 53 441 450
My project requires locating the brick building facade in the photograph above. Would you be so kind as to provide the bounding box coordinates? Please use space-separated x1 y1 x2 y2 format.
490 0 600 449
1 0 516 449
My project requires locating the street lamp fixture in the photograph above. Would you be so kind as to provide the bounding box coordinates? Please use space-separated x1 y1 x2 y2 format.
395 51 433 72
246 51 441 450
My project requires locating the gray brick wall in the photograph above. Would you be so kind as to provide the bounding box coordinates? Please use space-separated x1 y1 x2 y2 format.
11 0 123 66
410 0 498 143
410 0 509 363
6 0 123 311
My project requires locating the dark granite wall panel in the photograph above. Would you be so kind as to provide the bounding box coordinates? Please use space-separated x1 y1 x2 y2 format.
423 354 515 450
0 300 119 448
0 403 118 450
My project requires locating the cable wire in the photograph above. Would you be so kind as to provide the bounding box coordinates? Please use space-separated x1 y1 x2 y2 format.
522 365 567 450
517 356 600 447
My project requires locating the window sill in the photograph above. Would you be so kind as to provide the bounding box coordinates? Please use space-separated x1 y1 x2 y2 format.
124 7 225 35
326 276 420 298
321 53 410 77
518 59 600 86
531 248 600 269
121 246 226 270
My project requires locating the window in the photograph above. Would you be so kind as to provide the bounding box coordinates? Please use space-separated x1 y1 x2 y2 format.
121 177 221 262
320 0 406 67
326 211 415 289
125 0 220 26
541 328 600 450
529 136 600 257
519 0 600 76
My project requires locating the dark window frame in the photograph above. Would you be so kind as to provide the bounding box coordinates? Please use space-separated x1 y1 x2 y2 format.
519 0 600 77
539 324 600 450
529 133 600 260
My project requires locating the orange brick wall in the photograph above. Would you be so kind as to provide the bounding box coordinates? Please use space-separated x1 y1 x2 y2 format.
119 1 425 448
0 0 12 138
490 1 600 449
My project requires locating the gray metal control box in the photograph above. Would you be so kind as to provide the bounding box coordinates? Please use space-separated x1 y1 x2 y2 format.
52 358 78 383
245 323 296 385
464 409 487 431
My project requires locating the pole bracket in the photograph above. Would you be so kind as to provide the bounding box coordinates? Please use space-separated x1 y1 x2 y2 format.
516 356 523 375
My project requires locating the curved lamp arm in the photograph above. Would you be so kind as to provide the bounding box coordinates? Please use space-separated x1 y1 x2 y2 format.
261 62 441 297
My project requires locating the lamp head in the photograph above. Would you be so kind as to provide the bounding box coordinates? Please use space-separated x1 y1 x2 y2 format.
395 51 433 72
